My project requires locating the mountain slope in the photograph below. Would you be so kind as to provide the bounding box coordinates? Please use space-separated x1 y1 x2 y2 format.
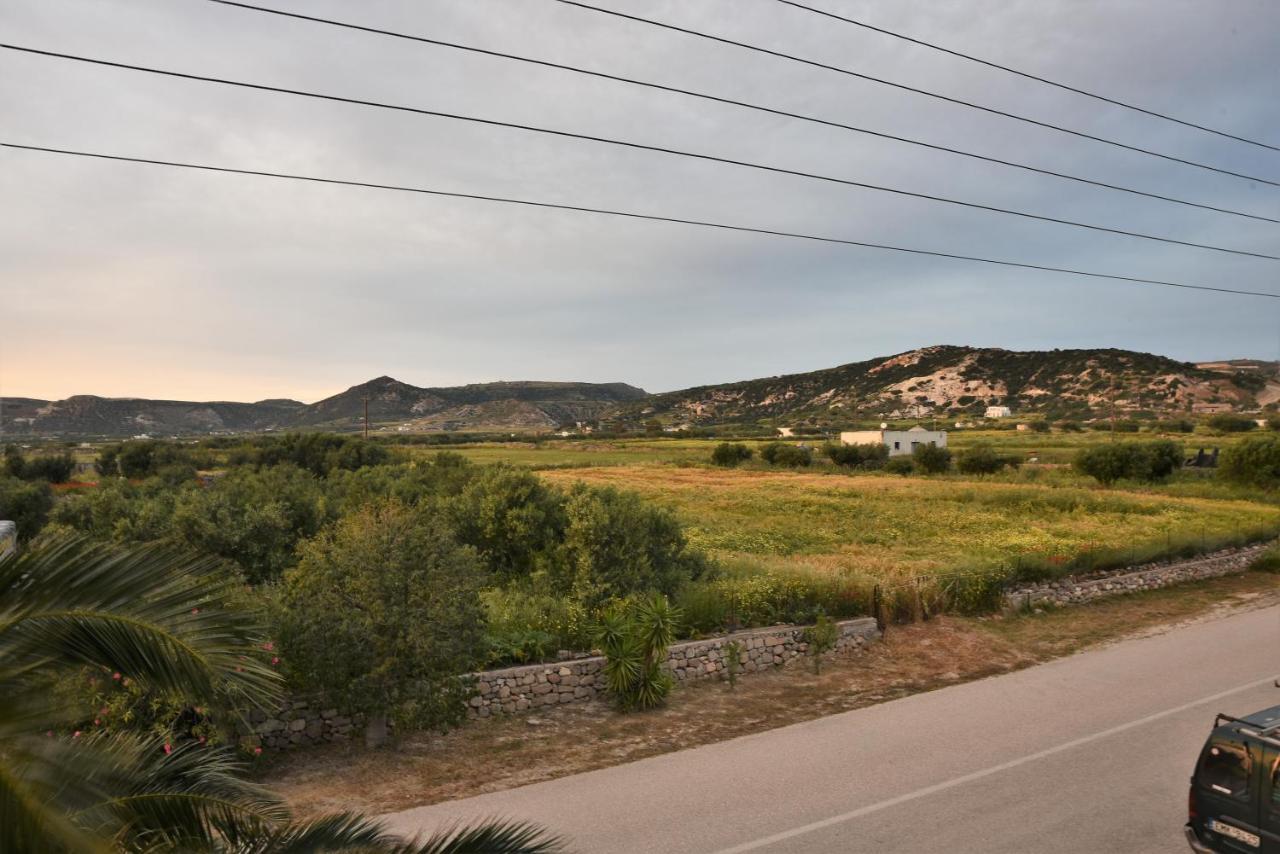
1 378 647 437
627 346 1269 424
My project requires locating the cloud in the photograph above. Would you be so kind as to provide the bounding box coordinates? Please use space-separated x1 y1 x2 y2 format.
2 0 1277 400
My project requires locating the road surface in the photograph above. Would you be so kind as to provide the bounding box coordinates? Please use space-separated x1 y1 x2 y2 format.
383 604 1280 853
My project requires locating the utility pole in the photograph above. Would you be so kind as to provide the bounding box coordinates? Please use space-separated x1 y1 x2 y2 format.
362 396 369 441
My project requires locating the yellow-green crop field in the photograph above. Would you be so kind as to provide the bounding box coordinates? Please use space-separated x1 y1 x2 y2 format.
418 433 1279 584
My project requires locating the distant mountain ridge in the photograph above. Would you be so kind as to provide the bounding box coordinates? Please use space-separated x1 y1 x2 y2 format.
1 378 647 438
620 345 1278 426
3 346 1274 437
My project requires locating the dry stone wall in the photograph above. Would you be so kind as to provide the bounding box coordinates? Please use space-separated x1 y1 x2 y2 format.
1004 542 1269 610
467 617 879 719
248 617 879 750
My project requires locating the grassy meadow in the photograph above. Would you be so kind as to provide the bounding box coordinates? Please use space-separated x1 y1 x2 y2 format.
420 432 1280 593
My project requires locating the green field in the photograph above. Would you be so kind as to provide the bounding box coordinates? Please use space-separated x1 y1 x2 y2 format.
418 433 1279 587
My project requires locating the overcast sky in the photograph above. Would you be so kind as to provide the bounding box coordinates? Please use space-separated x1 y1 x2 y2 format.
3 0 1278 402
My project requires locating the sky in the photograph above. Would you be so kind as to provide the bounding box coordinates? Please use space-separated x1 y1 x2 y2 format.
2 0 1278 403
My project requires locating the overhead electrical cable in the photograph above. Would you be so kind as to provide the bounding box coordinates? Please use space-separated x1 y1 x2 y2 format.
772 0 1280 153
4 143 1278 300
198 0 1278 225
553 0 1280 189
4 44 1275 261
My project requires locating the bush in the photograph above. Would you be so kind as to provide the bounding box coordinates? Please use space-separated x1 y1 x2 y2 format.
710 442 753 467
885 457 914 476
911 444 952 474
1219 435 1280 488
825 442 888 470
1155 419 1195 434
2 445 75 483
597 595 679 711
1207 414 1256 433
448 466 565 583
1073 440 1183 485
955 443 1016 475
554 485 707 605
804 612 838 674
275 501 487 735
760 443 812 467
0 476 54 539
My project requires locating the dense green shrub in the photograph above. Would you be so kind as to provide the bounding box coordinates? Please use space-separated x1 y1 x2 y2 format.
1219 435 1280 488
884 457 914 476
274 501 486 734
169 465 328 584
554 485 706 605
1207 413 1256 433
1155 419 1195 433
911 444 952 474
710 442 753 467
955 443 1019 475
760 443 812 467
2 445 75 483
231 432 394 476
825 442 888 470
1073 440 1183 485
0 476 54 539
449 466 565 583
804 612 838 674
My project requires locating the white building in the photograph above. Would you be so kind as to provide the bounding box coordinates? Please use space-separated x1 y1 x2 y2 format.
839 425 947 457
984 406 1012 419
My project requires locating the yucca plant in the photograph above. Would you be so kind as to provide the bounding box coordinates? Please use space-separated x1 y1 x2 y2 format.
0 533 564 853
597 595 679 712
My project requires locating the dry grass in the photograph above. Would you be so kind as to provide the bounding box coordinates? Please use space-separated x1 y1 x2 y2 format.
263 571 1280 819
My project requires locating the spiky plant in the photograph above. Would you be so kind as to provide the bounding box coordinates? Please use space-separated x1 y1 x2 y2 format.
0 534 564 854
597 595 679 712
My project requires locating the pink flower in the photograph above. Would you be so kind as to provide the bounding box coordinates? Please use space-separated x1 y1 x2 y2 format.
112 672 121 681
163 743 172 755
198 736 207 745
94 718 101 726
263 641 274 652
73 731 82 738
271 657 279 666
253 747 262 756
191 608 200 615
46 730 53 738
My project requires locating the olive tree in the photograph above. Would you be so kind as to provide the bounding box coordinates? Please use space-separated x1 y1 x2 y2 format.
275 501 487 746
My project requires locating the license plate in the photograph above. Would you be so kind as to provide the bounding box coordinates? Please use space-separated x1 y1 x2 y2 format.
1207 819 1261 847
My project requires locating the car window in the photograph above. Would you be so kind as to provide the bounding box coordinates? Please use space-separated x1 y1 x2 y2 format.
1200 740 1251 798
1272 755 1280 808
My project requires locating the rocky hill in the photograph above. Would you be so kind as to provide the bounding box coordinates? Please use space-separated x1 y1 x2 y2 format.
625 346 1276 426
0 378 647 438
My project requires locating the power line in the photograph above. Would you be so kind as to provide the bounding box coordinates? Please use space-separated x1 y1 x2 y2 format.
4 142 1278 300
201 0 1279 225
5 44 1275 262
772 0 1280 153
555 0 1280 189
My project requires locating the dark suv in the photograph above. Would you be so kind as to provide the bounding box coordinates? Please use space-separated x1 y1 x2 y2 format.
1187 704 1280 852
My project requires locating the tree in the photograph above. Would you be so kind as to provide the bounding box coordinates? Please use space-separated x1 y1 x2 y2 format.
955 443 1009 475
825 443 888 470
275 501 488 744
804 612 838 674
3 444 26 478
911 444 952 474
597 595 680 711
555 485 706 605
0 534 561 853
96 445 120 478
1073 444 1136 486
760 443 812 467
1220 435 1280 488
0 476 54 540
710 442 752 467
448 466 565 582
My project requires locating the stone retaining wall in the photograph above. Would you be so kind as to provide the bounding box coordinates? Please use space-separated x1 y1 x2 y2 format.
248 617 879 750
1004 542 1269 610
467 617 880 719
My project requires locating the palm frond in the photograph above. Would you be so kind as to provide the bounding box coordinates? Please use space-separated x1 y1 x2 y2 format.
0 534 282 711
400 818 566 854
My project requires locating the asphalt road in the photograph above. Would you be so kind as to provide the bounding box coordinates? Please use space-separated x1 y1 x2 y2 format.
383 604 1280 853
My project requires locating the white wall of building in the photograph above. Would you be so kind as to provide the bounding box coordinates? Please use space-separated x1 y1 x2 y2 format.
839 428 947 457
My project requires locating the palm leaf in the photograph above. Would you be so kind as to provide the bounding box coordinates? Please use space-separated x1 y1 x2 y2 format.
399 817 566 854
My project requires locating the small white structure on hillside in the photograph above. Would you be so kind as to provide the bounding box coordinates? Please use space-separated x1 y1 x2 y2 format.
839 425 947 457
984 405 1012 419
